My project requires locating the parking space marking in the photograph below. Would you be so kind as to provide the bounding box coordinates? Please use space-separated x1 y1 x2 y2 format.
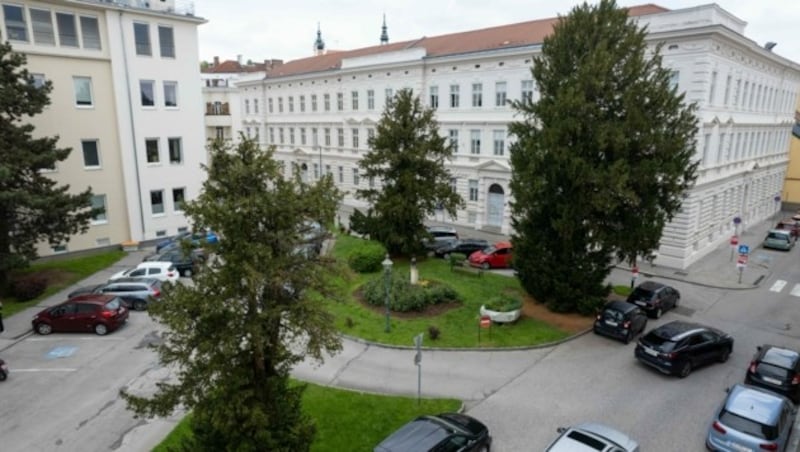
770 280 787 293
45 346 78 359
792 284 800 298
12 368 77 372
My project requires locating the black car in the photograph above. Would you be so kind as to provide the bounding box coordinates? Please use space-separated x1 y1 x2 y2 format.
626 281 680 319
145 249 200 277
434 239 490 259
593 300 648 344
745 345 800 403
374 413 491 452
635 321 733 378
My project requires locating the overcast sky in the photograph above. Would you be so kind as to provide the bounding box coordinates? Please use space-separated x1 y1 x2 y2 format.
192 0 800 66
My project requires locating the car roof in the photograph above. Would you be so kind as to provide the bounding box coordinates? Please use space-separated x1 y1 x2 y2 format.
61 294 118 305
651 321 707 341
726 384 788 425
635 281 667 291
427 225 457 232
137 261 174 268
374 417 451 452
106 277 159 285
548 422 638 452
494 241 512 249
760 346 800 369
604 300 639 314
768 229 791 235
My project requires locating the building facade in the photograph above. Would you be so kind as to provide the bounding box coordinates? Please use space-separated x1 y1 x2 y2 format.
781 100 800 208
1 0 206 255
238 3 800 269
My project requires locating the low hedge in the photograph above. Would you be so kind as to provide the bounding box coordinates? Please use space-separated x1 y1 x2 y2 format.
347 241 387 273
362 273 460 312
483 294 522 312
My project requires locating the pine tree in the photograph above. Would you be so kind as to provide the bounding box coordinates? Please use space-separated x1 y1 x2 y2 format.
0 42 96 290
355 88 464 255
121 138 343 451
509 0 698 312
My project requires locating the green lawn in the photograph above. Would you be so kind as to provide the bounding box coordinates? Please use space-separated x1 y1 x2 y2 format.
154 382 461 452
3 250 127 317
328 234 571 348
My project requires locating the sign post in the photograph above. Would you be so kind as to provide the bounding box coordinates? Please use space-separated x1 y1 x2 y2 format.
630 266 639 289
733 216 742 236
413 333 423 405
729 235 739 262
736 244 749 284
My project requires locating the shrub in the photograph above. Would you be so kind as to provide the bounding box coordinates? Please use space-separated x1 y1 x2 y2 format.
425 285 458 305
577 296 606 316
347 241 387 273
484 294 522 312
11 274 48 301
428 325 441 341
448 253 467 267
362 274 460 313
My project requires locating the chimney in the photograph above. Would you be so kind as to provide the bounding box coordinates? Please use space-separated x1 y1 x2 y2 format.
213 56 219 66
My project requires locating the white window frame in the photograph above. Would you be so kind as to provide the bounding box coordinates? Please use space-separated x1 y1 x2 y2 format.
140 79 155 107
168 137 182 164
163 81 178 108
55 12 78 48
158 25 175 58
30 8 55 46
150 190 165 216
73 76 93 107
81 139 101 169
133 22 151 56
91 194 107 224
145 138 160 164
172 187 185 212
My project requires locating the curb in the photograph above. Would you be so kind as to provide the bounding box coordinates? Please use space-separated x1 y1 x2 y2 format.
614 265 771 291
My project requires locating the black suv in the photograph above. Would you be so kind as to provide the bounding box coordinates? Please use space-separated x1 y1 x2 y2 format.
434 238 490 259
593 300 648 344
69 278 162 311
374 413 491 452
145 249 200 277
627 281 680 319
635 320 733 378
745 345 800 403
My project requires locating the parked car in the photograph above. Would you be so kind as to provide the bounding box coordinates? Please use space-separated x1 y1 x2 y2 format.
434 238 490 259
144 248 200 277
763 229 795 251
544 422 639 451
67 283 106 299
745 345 800 403
155 229 219 253
706 384 797 452
109 261 179 283
468 241 513 269
69 278 162 311
423 226 459 251
776 218 800 238
635 320 733 378
31 294 129 336
593 301 648 344
374 412 491 452
626 281 680 319
294 220 328 257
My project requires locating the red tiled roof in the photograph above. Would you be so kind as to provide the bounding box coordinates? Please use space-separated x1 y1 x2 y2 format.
268 4 668 79
203 60 267 74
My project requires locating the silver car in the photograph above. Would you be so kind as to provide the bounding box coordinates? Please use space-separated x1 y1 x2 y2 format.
706 384 796 452
545 422 639 451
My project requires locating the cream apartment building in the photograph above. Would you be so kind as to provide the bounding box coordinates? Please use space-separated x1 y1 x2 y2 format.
238 3 800 269
1 0 206 255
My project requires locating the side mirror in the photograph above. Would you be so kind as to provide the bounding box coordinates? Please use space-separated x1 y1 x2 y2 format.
724 386 731 393
556 427 566 434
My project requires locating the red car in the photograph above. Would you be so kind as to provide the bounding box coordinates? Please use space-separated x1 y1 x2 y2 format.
32 294 129 336
468 241 513 269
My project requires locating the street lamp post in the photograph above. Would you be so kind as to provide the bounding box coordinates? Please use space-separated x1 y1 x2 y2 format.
382 254 393 333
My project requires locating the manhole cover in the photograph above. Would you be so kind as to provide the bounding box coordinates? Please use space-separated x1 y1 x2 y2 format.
673 306 695 317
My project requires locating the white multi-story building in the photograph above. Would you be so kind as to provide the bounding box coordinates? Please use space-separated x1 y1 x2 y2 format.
1 0 206 255
238 4 800 269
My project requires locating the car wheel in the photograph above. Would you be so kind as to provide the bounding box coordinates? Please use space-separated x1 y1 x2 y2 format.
183 268 192 277
481 262 490 270
133 299 147 311
0 369 6 381
674 296 680 308
678 361 692 378
36 322 52 335
655 307 663 319
718 347 731 363
94 323 108 336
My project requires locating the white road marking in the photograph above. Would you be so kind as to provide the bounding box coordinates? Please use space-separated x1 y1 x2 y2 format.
791 284 800 297
770 280 787 292
11 368 77 372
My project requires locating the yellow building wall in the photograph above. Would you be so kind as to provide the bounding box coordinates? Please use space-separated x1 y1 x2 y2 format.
782 96 800 206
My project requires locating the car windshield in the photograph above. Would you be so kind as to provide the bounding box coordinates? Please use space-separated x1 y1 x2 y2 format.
629 287 654 300
767 232 789 240
482 246 497 254
105 298 121 310
642 332 677 352
565 430 608 449
121 267 136 276
719 409 777 440
756 362 792 379
763 348 799 369
603 309 624 322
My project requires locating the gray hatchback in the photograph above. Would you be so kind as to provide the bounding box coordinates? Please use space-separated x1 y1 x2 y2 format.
706 384 796 452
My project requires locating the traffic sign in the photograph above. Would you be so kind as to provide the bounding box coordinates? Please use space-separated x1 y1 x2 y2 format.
738 244 750 255
480 316 491 329
730 235 739 246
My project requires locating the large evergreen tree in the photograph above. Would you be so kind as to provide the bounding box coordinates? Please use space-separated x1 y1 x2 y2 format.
509 0 698 312
0 42 96 289
355 88 463 255
122 138 343 451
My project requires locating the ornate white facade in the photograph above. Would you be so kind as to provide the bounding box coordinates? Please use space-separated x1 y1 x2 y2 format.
238 3 800 269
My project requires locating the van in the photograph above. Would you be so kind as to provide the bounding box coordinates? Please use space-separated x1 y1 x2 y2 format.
109 261 179 283
423 226 459 251
763 229 794 251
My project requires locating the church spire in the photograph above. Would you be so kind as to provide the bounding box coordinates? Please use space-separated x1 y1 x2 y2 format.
380 14 389 45
314 23 325 55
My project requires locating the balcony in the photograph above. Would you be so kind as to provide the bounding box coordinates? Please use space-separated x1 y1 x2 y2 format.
95 0 196 16
206 102 230 116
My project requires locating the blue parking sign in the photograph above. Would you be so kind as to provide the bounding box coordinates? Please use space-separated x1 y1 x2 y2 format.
738 244 750 255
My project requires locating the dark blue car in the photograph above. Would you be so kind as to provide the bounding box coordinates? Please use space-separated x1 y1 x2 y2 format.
156 230 219 253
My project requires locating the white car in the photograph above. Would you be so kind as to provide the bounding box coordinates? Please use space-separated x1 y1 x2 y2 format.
109 261 179 283
545 423 640 452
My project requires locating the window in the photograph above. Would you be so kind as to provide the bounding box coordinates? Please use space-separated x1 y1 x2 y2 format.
215 127 224 140
145 138 160 163
91 194 107 223
278 128 284 144
352 91 359 110
289 127 295 145
30 9 55 45
669 71 680 91
269 127 274 143
168 138 182 164
352 128 359 148
493 130 505 156
495 81 507 106
31 73 46 89
163 81 177 107
367 89 375 110
56 12 78 47
724 75 732 106
73 76 93 106
472 83 482 107
450 84 460 108
140 80 155 106
313 163 320 179
150 190 164 215
133 22 151 56
709 71 717 104
278 97 283 113
733 79 741 106
385 88 393 103
312 128 318 146
337 128 344 147
702 134 711 166
300 128 307 145
155 230 167 238
299 95 305 112
245 99 250 114
158 26 175 58
82 140 100 168
337 92 344 111
338 166 344 183
311 94 318 111
470 130 481 154
469 180 479 201
268 98 274 113
367 128 375 143
288 96 294 112
324 94 330 111
430 86 439 109
521 80 533 103
52 244 68 253
172 188 185 211
324 128 331 146
450 177 457 193
353 168 360 185
3 5 28 42
449 130 459 153
80 16 101 49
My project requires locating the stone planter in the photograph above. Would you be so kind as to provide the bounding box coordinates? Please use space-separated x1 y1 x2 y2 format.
479 305 521 323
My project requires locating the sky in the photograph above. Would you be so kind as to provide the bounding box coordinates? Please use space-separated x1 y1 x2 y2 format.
192 0 800 67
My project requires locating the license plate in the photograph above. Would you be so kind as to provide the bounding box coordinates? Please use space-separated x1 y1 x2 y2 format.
635 301 647 307
643 347 658 357
605 320 618 327
763 376 782 385
727 442 753 452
